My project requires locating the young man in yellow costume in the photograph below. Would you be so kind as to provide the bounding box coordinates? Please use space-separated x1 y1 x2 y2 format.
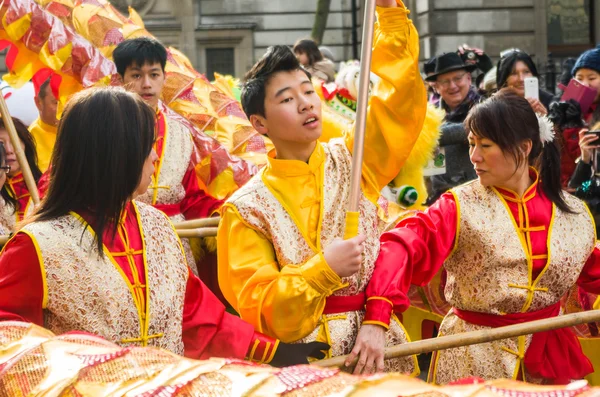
113 38 224 275
217 0 426 375
29 73 59 173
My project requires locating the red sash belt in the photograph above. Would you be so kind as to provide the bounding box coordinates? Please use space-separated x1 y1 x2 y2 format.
153 203 181 217
323 293 366 315
453 303 593 384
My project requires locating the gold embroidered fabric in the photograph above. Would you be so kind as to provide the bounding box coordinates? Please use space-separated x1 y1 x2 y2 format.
21 201 189 355
137 115 193 207
0 197 14 235
431 182 595 383
229 139 414 374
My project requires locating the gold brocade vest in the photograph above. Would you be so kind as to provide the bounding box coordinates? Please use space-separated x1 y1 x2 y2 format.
20 202 189 355
431 181 595 384
136 116 193 207
0 197 33 234
229 139 416 374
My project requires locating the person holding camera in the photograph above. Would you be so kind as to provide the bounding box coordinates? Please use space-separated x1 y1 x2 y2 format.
496 50 553 114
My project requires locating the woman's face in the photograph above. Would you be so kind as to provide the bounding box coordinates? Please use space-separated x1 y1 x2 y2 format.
468 132 529 188
295 51 309 67
0 128 24 177
133 148 158 198
575 68 600 102
506 61 533 96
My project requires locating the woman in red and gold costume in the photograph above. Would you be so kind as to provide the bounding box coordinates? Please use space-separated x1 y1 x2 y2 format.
375 89 600 384
0 87 326 366
0 117 41 234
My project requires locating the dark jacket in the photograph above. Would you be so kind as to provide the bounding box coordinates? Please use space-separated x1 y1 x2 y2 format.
427 88 480 204
540 89 555 111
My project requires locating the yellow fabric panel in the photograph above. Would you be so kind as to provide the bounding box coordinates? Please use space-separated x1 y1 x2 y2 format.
28 117 57 173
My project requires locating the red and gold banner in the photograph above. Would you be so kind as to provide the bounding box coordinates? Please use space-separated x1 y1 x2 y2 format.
0 0 266 199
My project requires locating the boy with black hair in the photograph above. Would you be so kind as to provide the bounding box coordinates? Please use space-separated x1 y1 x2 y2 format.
113 37 223 275
218 0 427 374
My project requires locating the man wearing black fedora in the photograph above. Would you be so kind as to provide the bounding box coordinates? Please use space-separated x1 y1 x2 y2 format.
425 52 482 204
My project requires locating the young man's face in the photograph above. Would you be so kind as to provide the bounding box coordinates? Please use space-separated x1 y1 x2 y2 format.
253 69 322 150
34 85 58 126
120 62 165 109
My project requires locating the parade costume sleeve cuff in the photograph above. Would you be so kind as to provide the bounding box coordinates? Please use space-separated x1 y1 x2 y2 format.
376 2 409 33
302 252 344 295
363 296 394 329
246 332 280 364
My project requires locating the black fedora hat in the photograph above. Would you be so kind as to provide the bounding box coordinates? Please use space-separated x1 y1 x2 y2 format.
425 52 477 82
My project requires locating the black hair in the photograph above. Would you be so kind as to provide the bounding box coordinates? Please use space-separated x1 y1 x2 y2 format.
241 45 311 118
31 87 156 254
293 39 324 66
113 37 168 77
465 88 573 213
496 51 539 90
0 118 41 213
38 78 51 100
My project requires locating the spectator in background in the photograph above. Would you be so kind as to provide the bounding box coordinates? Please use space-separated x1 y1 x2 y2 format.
554 57 576 101
457 44 494 90
293 39 336 82
425 52 480 203
423 56 440 106
29 76 58 173
553 45 600 186
496 50 553 113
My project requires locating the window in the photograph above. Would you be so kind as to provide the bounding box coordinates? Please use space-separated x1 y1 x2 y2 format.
205 48 235 78
548 0 595 55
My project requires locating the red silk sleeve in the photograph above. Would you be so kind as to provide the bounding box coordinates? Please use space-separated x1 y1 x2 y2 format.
577 245 600 294
180 167 224 220
182 268 255 360
365 193 458 326
0 233 44 325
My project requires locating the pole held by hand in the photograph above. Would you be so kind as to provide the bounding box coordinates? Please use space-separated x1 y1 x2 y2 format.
314 309 600 368
344 0 377 240
0 93 41 206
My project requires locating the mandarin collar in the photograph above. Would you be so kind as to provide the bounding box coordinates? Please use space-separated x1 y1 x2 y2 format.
265 143 325 177
494 167 539 203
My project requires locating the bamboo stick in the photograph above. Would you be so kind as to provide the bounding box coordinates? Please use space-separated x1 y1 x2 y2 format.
172 217 220 229
314 309 600 368
347 0 376 213
0 94 40 206
175 227 218 238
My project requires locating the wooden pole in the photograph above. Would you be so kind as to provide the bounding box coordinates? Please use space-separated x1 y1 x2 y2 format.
174 227 218 238
0 94 40 205
172 217 220 229
314 309 600 368
343 0 377 239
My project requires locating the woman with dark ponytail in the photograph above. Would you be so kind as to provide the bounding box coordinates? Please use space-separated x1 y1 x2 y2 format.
375 88 600 384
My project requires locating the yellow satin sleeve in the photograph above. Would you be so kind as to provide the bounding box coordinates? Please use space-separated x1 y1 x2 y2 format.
345 3 427 204
217 206 344 342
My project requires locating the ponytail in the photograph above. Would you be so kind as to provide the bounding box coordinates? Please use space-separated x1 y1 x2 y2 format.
539 138 574 213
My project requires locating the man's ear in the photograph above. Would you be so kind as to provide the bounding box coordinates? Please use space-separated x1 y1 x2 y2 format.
250 114 268 136
117 74 124 85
